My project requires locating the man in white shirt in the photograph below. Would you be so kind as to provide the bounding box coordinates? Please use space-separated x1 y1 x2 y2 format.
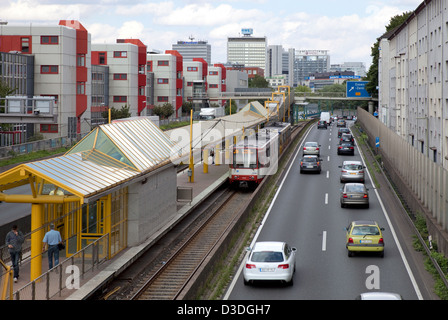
42 223 62 270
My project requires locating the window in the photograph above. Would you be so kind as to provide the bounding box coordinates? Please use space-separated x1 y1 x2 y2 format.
158 60 169 66
187 82 193 86
147 61 153 72
98 52 107 65
209 71 218 75
113 96 127 103
187 67 198 71
77 82 85 95
40 124 58 133
209 84 218 88
41 36 59 45
113 51 127 58
157 96 169 102
77 54 86 67
113 73 127 80
41 65 58 74
21 37 31 53
157 78 169 84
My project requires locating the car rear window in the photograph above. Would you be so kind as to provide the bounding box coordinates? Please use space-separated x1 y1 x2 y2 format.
352 226 380 236
343 164 363 170
346 185 365 192
251 251 284 262
303 157 317 163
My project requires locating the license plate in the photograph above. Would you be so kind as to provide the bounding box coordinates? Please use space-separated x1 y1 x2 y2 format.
350 173 357 175
360 240 372 243
260 268 275 272
307 166 314 168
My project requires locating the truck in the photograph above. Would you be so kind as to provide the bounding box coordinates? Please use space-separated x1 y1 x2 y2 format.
320 112 331 124
199 107 225 120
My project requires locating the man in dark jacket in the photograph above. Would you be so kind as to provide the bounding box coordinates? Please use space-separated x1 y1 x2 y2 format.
5 225 25 282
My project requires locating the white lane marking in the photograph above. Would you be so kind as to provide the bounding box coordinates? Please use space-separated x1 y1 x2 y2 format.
325 193 328 204
322 231 327 251
224 123 315 300
326 170 330 179
327 156 330 162
357 138 424 300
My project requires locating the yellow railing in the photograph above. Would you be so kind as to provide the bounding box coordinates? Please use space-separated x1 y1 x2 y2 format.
0 259 13 300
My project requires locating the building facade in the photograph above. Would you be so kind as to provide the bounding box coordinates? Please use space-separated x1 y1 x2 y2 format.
0 20 91 139
378 0 448 168
227 30 267 70
294 50 330 86
172 39 211 65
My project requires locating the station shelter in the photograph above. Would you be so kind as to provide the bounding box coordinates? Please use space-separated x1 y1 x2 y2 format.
0 117 179 281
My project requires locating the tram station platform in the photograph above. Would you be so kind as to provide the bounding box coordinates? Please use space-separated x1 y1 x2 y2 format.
6 161 229 300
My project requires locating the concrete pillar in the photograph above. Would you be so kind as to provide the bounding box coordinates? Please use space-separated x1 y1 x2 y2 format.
368 101 374 114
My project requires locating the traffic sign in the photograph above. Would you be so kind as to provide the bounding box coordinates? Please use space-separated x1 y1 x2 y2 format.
375 137 380 148
346 81 371 98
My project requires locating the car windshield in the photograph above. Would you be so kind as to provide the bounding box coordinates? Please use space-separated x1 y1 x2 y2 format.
343 164 363 170
251 251 284 262
305 142 317 148
346 185 365 193
352 226 380 236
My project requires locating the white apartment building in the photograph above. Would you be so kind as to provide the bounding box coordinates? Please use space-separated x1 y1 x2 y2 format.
207 64 226 107
0 20 91 138
92 43 140 117
378 0 448 167
147 51 183 117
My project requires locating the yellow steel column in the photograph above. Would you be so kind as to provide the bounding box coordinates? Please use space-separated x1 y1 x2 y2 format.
30 203 44 281
189 109 194 182
225 139 230 164
215 143 221 165
203 149 209 173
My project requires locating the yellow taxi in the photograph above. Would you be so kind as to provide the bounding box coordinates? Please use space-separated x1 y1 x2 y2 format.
346 220 385 257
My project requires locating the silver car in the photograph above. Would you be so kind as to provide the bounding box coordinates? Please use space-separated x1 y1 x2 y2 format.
243 241 297 285
340 183 369 208
303 141 321 156
339 160 365 183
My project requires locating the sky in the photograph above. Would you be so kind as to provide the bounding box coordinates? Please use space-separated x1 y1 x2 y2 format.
0 0 423 69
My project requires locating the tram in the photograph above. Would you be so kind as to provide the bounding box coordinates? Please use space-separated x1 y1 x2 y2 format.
229 122 291 188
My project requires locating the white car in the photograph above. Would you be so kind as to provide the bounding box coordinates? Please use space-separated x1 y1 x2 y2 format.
303 142 321 156
243 241 296 285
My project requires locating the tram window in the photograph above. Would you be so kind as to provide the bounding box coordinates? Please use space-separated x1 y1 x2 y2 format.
232 148 257 169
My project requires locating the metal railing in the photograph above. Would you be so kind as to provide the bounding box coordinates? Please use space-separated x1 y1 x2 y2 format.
6 234 109 300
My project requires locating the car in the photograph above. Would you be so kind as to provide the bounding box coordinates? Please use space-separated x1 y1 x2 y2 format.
337 120 346 127
347 115 353 120
303 141 321 156
340 183 369 208
337 142 354 155
356 292 402 300
300 155 322 173
243 241 297 285
345 220 385 257
317 120 328 129
339 160 365 183
337 127 350 138
340 133 354 144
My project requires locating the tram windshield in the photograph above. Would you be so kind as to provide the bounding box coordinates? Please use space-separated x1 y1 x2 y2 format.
233 148 257 169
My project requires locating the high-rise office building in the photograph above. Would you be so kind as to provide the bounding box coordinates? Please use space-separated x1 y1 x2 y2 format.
172 38 211 65
294 50 330 86
227 28 267 70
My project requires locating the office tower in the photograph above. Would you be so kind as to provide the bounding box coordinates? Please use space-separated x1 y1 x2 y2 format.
227 28 267 70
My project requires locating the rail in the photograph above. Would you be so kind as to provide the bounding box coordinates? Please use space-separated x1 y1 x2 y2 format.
7 234 108 300
0 259 13 300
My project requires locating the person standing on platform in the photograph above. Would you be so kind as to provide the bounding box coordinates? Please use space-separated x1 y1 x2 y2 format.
5 224 25 282
42 223 62 270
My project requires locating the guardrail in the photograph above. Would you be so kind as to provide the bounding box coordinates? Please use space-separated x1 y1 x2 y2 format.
2 234 109 300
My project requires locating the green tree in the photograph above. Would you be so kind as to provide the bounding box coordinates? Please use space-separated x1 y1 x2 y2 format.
249 74 270 88
225 100 237 115
153 103 174 119
101 104 131 122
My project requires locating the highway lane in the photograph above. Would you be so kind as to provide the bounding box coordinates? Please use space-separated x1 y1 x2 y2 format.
225 120 423 300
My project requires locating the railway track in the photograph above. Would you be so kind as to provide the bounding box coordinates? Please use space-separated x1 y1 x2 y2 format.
128 188 252 300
